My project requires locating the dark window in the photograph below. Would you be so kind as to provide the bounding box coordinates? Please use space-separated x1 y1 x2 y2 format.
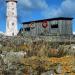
24 27 30 31
12 3 14 5
12 8 14 10
12 12 14 15
12 33 14 36
51 24 58 28
12 23 14 26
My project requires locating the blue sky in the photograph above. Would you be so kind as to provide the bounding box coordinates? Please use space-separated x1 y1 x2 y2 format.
0 0 75 33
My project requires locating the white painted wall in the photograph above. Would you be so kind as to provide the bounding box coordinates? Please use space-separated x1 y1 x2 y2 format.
6 1 18 36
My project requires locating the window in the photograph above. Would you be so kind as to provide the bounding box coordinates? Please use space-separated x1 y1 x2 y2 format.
51 24 58 28
24 27 30 31
12 8 14 10
12 12 14 15
12 33 14 36
12 23 14 26
12 2 14 5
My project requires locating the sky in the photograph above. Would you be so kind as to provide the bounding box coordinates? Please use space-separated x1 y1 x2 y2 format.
0 0 75 33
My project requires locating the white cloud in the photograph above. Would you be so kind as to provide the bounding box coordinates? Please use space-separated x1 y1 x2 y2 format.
17 0 49 22
42 0 75 18
3 0 74 22
73 32 75 34
18 0 75 19
19 0 32 8
18 0 48 10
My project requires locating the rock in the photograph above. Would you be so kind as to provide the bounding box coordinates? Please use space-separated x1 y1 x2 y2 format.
72 67 75 73
33 71 38 75
64 72 70 75
16 70 24 75
55 64 62 74
41 69 54 75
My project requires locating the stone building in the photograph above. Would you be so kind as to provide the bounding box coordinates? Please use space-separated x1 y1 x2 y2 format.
20 17 73 37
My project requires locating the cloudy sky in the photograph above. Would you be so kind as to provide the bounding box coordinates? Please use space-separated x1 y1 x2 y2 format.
0 0 75 33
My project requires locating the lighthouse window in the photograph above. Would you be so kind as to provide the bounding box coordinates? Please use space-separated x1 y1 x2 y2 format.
12 33 14 36
12 3 14 5
12 23 14 26
12 8 14 10
12 12 14 15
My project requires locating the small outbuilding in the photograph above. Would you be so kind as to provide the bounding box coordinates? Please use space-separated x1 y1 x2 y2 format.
20 17 73 37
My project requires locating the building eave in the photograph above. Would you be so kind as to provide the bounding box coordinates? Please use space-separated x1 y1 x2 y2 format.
6 0 17 3
22 17 73 25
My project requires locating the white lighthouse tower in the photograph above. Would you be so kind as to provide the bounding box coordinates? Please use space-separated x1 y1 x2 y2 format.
6 0 18 36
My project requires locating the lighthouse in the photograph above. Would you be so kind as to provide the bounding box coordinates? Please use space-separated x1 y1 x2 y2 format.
6 0 18 36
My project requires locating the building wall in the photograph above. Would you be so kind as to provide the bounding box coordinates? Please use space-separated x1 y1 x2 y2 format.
23 19 72 36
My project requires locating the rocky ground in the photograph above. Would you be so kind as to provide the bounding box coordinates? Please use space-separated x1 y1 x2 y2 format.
0 35 75 75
